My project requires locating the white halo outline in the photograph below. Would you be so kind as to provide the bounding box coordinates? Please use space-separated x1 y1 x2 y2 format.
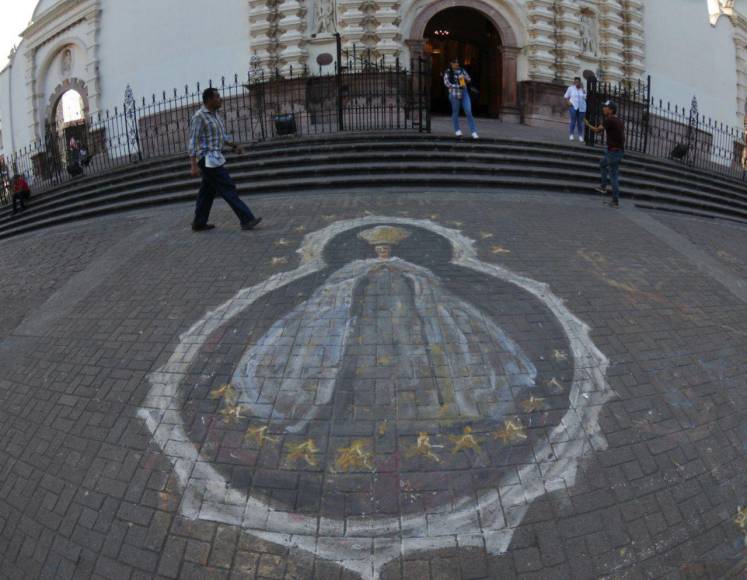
138 216 614 580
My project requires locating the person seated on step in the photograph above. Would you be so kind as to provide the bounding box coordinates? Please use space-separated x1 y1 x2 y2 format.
11 174 31 215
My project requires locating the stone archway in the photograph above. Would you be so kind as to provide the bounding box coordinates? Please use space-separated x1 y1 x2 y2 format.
408 0 521 121
45 77 90 130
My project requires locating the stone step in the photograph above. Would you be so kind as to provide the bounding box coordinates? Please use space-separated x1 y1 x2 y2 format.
6 136 746 218
4 149 747 230
4 156 747 233
3 171 747 240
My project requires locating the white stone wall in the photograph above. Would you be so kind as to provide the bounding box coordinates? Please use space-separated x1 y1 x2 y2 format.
98 0 250 107
644 0 739 127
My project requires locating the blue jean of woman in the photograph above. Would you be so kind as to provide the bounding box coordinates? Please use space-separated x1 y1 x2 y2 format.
569 107 585 137
450 92 478 134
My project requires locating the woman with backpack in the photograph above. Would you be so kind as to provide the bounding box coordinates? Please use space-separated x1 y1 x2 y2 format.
444 58 479 139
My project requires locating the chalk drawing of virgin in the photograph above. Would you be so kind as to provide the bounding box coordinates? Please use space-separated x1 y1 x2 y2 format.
232 225 537 434
139 216 614 580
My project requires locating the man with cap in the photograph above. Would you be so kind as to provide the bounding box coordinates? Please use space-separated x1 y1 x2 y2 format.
585 100 625 208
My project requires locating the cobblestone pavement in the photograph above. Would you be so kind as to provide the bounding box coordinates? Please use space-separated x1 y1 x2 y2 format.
1 190 746 580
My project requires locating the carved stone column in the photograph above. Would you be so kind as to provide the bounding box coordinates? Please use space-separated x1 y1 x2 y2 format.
598 0 625 83
277 0 308 72
527 0 557 82
622 0 645 80
337 0 366 51
375 0 400 59
500 46 521 122
734 22 747 126
249 0 281 71
556 0 582 83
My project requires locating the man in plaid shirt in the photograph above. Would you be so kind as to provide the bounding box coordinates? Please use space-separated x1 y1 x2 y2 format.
444 59 479 139
188 88 262 232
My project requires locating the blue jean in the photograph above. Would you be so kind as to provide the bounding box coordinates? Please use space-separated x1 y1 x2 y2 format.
600 150 624 203
195 160 256 226
450 92 477 134
569 107 585 137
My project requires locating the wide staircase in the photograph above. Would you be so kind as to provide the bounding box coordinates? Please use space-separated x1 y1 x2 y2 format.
2 132 747 240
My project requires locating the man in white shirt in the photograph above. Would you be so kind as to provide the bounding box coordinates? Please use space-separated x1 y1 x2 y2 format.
564 77 587 143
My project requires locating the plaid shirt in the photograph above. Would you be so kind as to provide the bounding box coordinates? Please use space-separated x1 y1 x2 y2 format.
188 106 227 166
444 68 471 99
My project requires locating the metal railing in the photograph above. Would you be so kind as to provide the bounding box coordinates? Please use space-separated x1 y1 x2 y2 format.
0 40 431 202
586 75 747 181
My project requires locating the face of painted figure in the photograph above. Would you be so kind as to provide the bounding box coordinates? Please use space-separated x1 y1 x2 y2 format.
375 245 391 260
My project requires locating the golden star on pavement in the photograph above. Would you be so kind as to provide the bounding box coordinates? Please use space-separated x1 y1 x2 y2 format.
294 225 306 233
335 440 374 472
490 245 511 255
546 377 564 393
407 432 443 463
449 426 482 454
377 420 389 436
494 418 528 444
553 349 569 361
271 257 289 266
521 396 546 413
736 506 747 529
480 232 494 240
209 383 239 405
244 425 279 446
219 403 246 424
286 439 320 467
274 238 292 246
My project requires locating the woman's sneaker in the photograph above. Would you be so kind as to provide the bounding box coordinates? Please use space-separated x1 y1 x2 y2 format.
455 130 463 137
472 132 479 139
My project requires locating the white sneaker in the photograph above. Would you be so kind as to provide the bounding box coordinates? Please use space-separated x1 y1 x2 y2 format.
472 132 479 139
455 130 463 137
578 136 584 143
569 135 575 141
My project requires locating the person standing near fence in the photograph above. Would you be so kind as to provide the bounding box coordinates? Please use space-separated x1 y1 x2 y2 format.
585 100 625 208
444 59 479 140
564 77 587 142
188 87 262 232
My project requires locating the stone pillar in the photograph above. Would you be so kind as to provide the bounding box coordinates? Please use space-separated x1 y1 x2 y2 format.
598 0 625 83
277 0 308 72
527 0 557 82
622 0 645 80
556 0 582 84
500 46 521 122
735 26 747 126
375 0 400 60
337 0 366 52
249 0 281 71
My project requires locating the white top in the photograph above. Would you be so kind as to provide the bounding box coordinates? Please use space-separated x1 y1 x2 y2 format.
564 85 587 112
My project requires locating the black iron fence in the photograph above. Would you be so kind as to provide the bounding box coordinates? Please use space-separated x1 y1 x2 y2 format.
1 41 431 202
586 75 747 181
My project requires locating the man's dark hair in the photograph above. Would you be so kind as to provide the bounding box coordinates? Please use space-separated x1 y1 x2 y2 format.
202 87 220 104
603 100 617 113
574 76 582 82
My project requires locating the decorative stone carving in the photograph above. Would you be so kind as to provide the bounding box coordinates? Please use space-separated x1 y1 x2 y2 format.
374 0 400 59
580 9 598 57
315 0 336 34
61 48 73 76
708 0 735 26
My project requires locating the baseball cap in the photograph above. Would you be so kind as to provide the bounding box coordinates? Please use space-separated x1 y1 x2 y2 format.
603 100 617 112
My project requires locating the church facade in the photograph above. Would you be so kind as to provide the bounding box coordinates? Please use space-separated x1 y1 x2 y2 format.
1 0 746 157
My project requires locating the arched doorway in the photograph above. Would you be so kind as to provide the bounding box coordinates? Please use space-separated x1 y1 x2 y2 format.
424 7 501 117
52 89 87 148
408 0 521 122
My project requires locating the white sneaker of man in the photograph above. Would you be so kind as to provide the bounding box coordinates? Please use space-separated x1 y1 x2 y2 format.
579 136 584 143
472 132 479 139
569 135 575 141
455 130 463 137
